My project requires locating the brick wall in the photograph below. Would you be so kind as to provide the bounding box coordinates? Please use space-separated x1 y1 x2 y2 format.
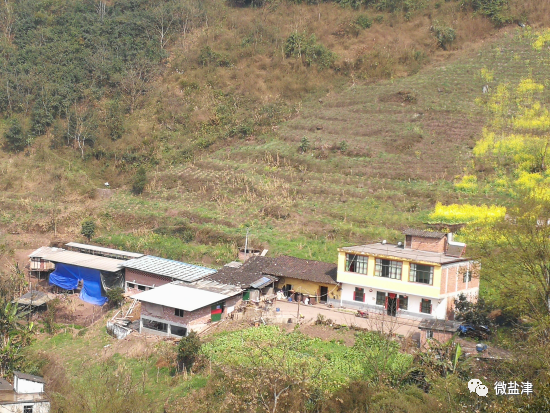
410 236 447 253
125 268 172 295
140 294 242 326
440 262 480 294
419 329 454 349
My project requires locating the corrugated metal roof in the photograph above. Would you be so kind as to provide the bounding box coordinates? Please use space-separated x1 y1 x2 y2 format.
189 279 243 296
121 256 216 282
250 276 273 289
65 242 144 259
34 249 125 272
29 246 64 258
13 371 45 384
339 243 468 265
133 282 238 312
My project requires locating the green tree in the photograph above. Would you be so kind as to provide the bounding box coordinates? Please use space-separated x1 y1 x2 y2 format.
0 302 34 377
132 166 147 195
81 218 96 241
177 331 201 372
4 118 27 152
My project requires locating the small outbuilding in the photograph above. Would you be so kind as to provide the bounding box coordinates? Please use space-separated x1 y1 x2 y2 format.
418 319 461 348
133 280 242 337
0 372 50 412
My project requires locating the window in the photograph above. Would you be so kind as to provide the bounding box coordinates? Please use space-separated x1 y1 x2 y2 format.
426 330 433 339
346 254 368 274
420 299 432 314
463 270 472 283
24 406 33 413
353 287 365 302
409 264 434 285
399 295 408 310
127 283 136 289
171 325 187 337
376 291 386 306
175 308 184 317
138 285 146 291
375 259 402 279
142 318 168 332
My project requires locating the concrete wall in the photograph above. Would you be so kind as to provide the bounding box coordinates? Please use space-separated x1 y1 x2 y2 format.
14 378 43 395
0 401 50 413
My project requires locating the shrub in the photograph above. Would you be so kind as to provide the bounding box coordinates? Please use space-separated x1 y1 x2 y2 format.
178 331 202 372
132 166 147 195
284 33 335 69
432 23 456 50
299 136 310 153
356 15 373 29
106 287 125 308
462 0 511 27
81 218 96 241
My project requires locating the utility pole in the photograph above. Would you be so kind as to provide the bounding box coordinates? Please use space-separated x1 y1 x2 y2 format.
244 228 249 261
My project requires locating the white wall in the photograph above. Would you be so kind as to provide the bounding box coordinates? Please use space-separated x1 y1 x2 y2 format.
0 401 50 413
14 378 43 395
340 283 445 318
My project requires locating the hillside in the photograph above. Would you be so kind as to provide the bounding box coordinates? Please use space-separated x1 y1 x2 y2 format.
0 0 549 265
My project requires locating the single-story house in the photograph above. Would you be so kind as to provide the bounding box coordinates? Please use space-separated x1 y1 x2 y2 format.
64 242 144 260
120 255 216 295
418 319 461 348
0 372 50 413
205 256 278 302
133 279 243 337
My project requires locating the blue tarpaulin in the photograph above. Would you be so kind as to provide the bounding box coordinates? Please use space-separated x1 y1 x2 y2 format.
49 263 108 306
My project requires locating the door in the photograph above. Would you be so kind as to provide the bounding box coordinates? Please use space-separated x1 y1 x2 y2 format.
387 293 397 316
211 302 224 322
319 286 328 303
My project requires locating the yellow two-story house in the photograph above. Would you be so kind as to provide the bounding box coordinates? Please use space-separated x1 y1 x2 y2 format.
337 229 479 320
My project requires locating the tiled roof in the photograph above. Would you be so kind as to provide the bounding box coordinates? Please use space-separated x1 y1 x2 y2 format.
208 255 337 286
264 256 338 285
403 229 446 238
206 256 278 288
121 255 215 282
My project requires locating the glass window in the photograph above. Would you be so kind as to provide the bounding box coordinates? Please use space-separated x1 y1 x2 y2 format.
127 283 135 289
24 407 33 413
463 270 472 283
175 308 184 317
409 264 434 285
375 259 402 279
171 325 187 337
138 285 146 291
142 318 168 332
399 295 408 310
426 330 433 339
376 291 386 306
420 299 432 314
346 254 368 274
353 287 365 302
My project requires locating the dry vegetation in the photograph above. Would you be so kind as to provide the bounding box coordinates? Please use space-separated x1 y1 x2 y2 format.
0 0 548 264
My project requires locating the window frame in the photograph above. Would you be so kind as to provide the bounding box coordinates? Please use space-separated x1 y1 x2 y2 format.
398 295 408 310
409 264 434 285
375 258 403 279
375 291 386 306
353 287 365 302
345 254 368 275
420 299 432 314
24 406 33 413
426 330 433 339
174 308 184 317
463 270 472 283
